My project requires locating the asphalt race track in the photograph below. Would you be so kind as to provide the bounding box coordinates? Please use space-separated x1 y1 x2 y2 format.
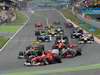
0 9 100 75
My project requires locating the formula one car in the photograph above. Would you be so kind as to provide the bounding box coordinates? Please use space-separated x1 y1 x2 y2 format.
55 27 64 36
35 30 51 42
62 42 82 58
52 36 69 51
24 50 62 66
46 26 64 37
18 45 44 59
71 27 84 39
52 40 81 58
52 39 68 55
79 33 94 44
35 22 44 31
55 36 69 45
48 28 57 36
37 35 51 42
45 25 58 36
64 22 74 28
35 22 43 28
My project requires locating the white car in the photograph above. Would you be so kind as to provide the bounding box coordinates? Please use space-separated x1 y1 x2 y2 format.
79 33 94 44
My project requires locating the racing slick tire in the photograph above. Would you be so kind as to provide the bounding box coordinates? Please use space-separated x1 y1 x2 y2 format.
24 59 32 66
35 31 40 36
37 38 43 42
54 56 62 63
18 51 25 59
43 58 49 65
76 49 82 56
26 45 32 50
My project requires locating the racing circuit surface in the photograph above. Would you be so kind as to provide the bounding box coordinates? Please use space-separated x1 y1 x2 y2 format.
0 9 100 75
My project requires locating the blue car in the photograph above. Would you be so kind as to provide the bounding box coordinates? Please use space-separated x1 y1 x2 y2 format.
37 35 51 42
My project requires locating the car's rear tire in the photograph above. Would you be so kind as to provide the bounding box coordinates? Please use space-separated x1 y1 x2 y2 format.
35 31 40 36
55 56 62 63
18 51 24 58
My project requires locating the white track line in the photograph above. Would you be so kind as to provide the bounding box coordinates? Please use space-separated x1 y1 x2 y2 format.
0 11 34 52
55 9 100 44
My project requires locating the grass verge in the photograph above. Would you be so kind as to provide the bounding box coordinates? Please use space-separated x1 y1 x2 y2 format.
62 9 80 25
0 26 20 32
0 36 9 49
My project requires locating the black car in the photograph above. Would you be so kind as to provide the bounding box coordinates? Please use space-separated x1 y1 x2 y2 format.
71 27 84 39
18 45 44 59
37 35 51 42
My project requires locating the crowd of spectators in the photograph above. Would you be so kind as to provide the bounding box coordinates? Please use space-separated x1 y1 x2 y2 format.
0 2 16 24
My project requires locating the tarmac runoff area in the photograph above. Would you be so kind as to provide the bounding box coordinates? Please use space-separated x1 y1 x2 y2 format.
0 9 100 75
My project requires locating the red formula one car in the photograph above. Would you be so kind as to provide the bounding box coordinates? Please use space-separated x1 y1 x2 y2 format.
35 22 43 30
52 40 68 56
53 42 66 50
24 50 62 66
52 38 68 51
62 42 82 58
35 22 43 28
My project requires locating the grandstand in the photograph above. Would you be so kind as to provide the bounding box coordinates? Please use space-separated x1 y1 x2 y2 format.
0 0 16 24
